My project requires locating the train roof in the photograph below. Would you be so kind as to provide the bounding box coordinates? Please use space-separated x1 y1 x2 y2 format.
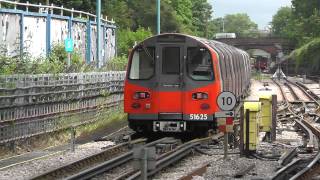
135 33 249 57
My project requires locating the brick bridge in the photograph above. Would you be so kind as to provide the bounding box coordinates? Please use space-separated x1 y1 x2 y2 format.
216 37 295 61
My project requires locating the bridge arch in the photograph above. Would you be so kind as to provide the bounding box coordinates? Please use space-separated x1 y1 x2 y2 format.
246 48 271 59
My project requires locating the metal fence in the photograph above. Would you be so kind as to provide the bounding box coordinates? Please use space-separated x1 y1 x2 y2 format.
0 0 116 66
0 71 125 144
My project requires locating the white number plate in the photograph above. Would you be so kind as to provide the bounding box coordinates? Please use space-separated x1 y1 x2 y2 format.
189 114 208 120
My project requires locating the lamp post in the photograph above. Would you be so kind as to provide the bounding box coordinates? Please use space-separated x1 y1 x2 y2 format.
96 0 101 68
157 0 160 35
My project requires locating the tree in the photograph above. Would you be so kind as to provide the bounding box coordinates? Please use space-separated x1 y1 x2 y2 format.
222 13 258 37
103 0 133 29
271 7 295 38
169 0 194 34
191 0 213 37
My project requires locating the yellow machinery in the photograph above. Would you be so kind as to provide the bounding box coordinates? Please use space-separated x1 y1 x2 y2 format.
259 94 273 132
244 102 261 151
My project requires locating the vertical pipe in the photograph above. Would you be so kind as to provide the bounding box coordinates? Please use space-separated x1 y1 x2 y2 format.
86 20 91 64
141 148 148 180
67 17 72 66
46 14 51 56
20 12 24 60
96 0 101 68
103 24 106 65
224 133 228 159
157 0 160 35
222 18 225 32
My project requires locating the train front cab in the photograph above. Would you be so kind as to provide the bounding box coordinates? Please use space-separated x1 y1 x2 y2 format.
124 34 221 134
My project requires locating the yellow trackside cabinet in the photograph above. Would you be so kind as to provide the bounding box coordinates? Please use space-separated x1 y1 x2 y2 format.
244 102 261 151
259 94 273 132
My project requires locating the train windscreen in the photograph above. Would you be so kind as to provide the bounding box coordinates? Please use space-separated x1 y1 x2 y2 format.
187 48 214 81
129 47 155 80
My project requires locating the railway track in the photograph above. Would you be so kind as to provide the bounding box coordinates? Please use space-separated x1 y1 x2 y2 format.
30 138 147 180
272 78 320 180
31 133 222 180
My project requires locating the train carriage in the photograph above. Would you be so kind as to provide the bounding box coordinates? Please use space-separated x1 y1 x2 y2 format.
124 33 251 133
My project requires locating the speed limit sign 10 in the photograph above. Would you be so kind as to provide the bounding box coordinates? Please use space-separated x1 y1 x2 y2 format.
217 91 236 111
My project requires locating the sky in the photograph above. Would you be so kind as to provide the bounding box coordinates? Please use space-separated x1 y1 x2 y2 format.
209 0 292 29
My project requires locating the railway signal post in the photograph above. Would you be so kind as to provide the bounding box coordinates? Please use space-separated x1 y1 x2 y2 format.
216 92 237 159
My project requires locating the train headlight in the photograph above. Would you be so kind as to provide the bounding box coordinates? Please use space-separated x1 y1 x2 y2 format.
192 92 208 100
133 92 150 99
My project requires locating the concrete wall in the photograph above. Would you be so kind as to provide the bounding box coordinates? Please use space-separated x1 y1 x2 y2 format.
0 9 116 64
0 13 21 56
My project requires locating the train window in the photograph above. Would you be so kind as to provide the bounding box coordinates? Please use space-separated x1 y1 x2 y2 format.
129 47 155 80
187 48 214 81
162 47 180 74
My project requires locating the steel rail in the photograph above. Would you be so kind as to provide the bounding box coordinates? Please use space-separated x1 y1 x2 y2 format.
295 81 320 102
285 79 314 102
30 138 147 180
62 137 173 180
271 78 320 180
126 133 224 180
283 82 300 101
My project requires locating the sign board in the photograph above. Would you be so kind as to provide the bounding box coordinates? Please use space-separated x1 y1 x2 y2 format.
215 111 235 118
217 117 234 133
64 38 74 52
217 91 236 111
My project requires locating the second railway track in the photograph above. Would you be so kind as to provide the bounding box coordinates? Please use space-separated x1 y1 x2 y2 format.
272 78 320 180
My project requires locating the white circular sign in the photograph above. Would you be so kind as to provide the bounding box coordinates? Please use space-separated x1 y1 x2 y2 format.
217 91 236 111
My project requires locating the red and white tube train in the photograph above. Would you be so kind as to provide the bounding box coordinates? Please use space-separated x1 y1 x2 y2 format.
124 33 251 133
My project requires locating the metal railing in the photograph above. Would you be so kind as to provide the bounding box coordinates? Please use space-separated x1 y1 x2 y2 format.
0 71 126 144
0 0 114 24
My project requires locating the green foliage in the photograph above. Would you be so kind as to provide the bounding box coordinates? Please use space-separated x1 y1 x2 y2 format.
0 43 129 75
117 27 153 56
271 1 320 74
222 13 259 38
191 0 213 37
100 55 128 71
271 7 295 39
290 38 320 73
271 1 320 45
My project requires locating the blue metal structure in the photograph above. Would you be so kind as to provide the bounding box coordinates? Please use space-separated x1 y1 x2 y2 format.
157 0 160 35
0 1 116 65
96 0 101 68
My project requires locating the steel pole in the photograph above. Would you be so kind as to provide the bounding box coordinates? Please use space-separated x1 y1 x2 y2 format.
157 0 160 34
96 0 101 68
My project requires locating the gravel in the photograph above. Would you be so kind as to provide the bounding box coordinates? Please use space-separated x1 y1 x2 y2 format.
0 141 115 180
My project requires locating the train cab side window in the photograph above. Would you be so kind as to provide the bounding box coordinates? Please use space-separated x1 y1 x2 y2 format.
187 48 214 81
129 47 155 80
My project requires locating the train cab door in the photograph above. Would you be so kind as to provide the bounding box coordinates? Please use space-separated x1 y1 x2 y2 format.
156 44 185 121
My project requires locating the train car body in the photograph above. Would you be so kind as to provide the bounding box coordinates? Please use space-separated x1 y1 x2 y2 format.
124 33 251 133
254 56 268 70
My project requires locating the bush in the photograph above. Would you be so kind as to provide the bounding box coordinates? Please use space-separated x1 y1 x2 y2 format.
117 27 153 56
290 38 320 74
0 42 129 75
